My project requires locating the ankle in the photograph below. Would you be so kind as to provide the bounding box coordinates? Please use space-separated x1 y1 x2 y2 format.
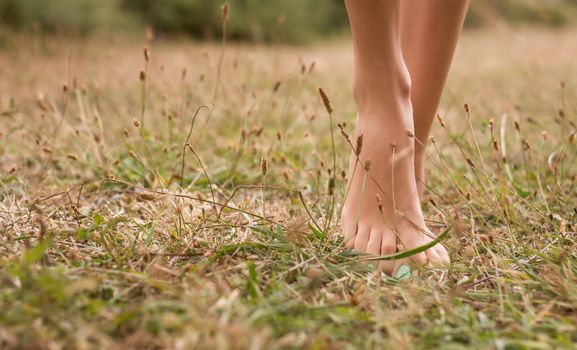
414 138 427 158
352 65 412 111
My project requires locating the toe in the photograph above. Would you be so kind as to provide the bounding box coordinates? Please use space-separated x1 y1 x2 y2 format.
379 238 397 275
425 248 442 266
435 244 451 266
409 251 428 265
354 224 370 252
366 229 383 256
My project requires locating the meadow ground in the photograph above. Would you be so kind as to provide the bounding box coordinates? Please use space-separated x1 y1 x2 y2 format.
1 27 577 349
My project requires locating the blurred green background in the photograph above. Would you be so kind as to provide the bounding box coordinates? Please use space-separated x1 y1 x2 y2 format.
1 0 576 43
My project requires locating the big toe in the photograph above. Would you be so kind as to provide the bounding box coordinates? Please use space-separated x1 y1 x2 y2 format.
434 244 451 266
425 248 443 266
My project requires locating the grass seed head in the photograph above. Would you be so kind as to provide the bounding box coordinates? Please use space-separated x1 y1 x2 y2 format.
464 102 470 113
493 140 499 151
308 61 316 74
522 139 530 150
328 178 335 195
143 46 150 62
318 87 333 114
355 134 363 156
364 159 371 171
436 114 446 128
272 81 281 93
376 194 383 213
139 70 146 82
261 158 268 176
338 123 351 143
221 3 229 21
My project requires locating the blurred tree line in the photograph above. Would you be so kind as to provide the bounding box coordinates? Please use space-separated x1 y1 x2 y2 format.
1 0 576 43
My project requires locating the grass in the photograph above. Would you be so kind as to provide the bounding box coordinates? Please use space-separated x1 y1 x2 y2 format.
1 27 577 349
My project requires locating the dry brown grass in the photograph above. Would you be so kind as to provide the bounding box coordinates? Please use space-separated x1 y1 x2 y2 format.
1 27 577 349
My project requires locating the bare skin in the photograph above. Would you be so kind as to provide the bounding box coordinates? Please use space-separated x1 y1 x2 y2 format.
401 0 471 198
342 0 468 274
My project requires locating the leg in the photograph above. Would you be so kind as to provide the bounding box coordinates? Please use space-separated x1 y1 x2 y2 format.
400 0 470 198
342 0 446 274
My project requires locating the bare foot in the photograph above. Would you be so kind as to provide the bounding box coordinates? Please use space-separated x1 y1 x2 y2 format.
341 80 449 275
